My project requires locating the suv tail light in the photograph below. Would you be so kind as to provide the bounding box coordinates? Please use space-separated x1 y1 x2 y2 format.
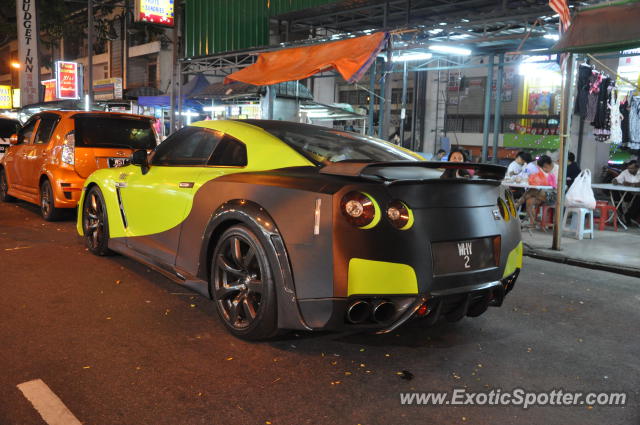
61 131 75 165
340 191 380 229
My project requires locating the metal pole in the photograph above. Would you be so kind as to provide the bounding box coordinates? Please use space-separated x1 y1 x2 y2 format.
492 53 504 164
399 60 408 147
177 61 183 128
367 59 376 136
87 0 94 104
267 85 275 119
123 0 129 90
481 54 495 163
552 53 576 251
381 43 393 140
410 70 418 151
169 20 178 133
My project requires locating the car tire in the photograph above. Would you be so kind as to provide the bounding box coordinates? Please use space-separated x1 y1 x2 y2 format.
0 168 15 202
211 225 278 340
40 179 64 221
82 186 114 256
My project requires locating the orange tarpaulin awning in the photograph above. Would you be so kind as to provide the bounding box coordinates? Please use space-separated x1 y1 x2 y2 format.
224 32 388 86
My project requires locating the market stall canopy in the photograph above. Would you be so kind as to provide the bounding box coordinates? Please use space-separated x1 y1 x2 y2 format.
224 32 388 85
553 0 640 53
196 80 313 100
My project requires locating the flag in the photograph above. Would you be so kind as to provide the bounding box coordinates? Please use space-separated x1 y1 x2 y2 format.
549 0 571 32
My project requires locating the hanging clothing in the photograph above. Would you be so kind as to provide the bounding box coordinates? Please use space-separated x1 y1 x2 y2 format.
585 72 602 122
609 90 623 145
621 99 631 146
593 78 612 142
575 64 593 118
629 96 640 150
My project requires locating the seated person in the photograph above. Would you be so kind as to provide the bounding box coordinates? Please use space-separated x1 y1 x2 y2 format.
566 152 581 187
613 160 640 187
613 160 640 224
519 155 556 229
435 149 447 161
506 151 527 178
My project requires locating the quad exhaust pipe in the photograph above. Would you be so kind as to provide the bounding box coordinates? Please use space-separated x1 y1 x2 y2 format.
346 300 370 324
346 300 397 324
372 301 396 323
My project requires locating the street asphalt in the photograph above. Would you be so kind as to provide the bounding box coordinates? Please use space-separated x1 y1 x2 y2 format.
0 199 638 425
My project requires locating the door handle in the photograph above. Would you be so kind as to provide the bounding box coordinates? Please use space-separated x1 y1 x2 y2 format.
179 182 194 188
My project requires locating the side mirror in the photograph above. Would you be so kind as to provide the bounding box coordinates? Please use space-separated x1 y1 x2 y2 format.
9 134 18 145
131 149 150 174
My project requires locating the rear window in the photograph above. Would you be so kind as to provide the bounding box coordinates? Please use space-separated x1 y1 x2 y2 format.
0 118 20 138
74 115 156 149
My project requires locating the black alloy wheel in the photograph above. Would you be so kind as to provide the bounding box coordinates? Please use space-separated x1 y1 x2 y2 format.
40 179 64 221
211 225 278 340
83 186 113 256
0 169 15 202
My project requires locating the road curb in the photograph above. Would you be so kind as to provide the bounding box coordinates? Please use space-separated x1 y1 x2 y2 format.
523 246 640 278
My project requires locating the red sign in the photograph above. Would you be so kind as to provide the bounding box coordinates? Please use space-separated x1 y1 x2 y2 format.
135 0 174 27
56 61 79 99
41 79 56 102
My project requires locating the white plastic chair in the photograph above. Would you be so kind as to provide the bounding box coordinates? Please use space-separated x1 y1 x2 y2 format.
562 207 594 240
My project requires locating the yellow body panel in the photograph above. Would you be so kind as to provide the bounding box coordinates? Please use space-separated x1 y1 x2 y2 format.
78 120 314 238
347 258 418 296
502 241 523 278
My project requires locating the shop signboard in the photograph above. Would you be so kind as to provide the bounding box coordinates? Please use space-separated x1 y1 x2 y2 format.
134 0 175 26
93 78 123 100
0 86 13 109
12 89 20 108
41 79 56 102
16 0 40 106
56 61 80 100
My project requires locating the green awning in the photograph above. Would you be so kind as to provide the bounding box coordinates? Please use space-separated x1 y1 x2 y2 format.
553 0 640 53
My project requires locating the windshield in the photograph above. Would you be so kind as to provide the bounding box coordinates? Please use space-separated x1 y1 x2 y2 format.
74 115 156 149
246 120 420 164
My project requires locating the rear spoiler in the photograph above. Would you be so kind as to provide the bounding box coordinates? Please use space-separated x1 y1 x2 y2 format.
319 161 506 182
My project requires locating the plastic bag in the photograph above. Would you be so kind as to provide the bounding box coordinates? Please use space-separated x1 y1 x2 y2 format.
565 169 596 210
528 170 548 186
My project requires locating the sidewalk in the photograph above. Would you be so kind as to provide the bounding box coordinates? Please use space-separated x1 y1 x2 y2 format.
522 226 640 277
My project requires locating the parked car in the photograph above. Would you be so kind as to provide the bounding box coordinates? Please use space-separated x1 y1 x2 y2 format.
77 120 522 340
0 110 157 220
0 116 21 161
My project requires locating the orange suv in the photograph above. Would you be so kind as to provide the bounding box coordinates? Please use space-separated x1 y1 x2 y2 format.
0 110 157 220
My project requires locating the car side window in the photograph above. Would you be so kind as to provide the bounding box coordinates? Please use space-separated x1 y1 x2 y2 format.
208 134 248 167
18 118 38 144
33 116 59 145
152 127 221 166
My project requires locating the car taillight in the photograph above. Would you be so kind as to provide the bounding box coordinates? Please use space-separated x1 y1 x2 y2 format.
340 191 380 229
386 200 414 230
505 191 517 218
497 197 510 221
61 131 75 165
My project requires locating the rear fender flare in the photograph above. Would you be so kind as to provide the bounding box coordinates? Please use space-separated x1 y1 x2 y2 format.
199 199 311 331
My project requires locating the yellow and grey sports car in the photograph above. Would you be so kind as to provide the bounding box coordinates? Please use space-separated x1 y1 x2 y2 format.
77 120 522 340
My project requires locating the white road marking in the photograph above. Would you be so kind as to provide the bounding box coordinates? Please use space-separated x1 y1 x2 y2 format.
17 379 82 425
